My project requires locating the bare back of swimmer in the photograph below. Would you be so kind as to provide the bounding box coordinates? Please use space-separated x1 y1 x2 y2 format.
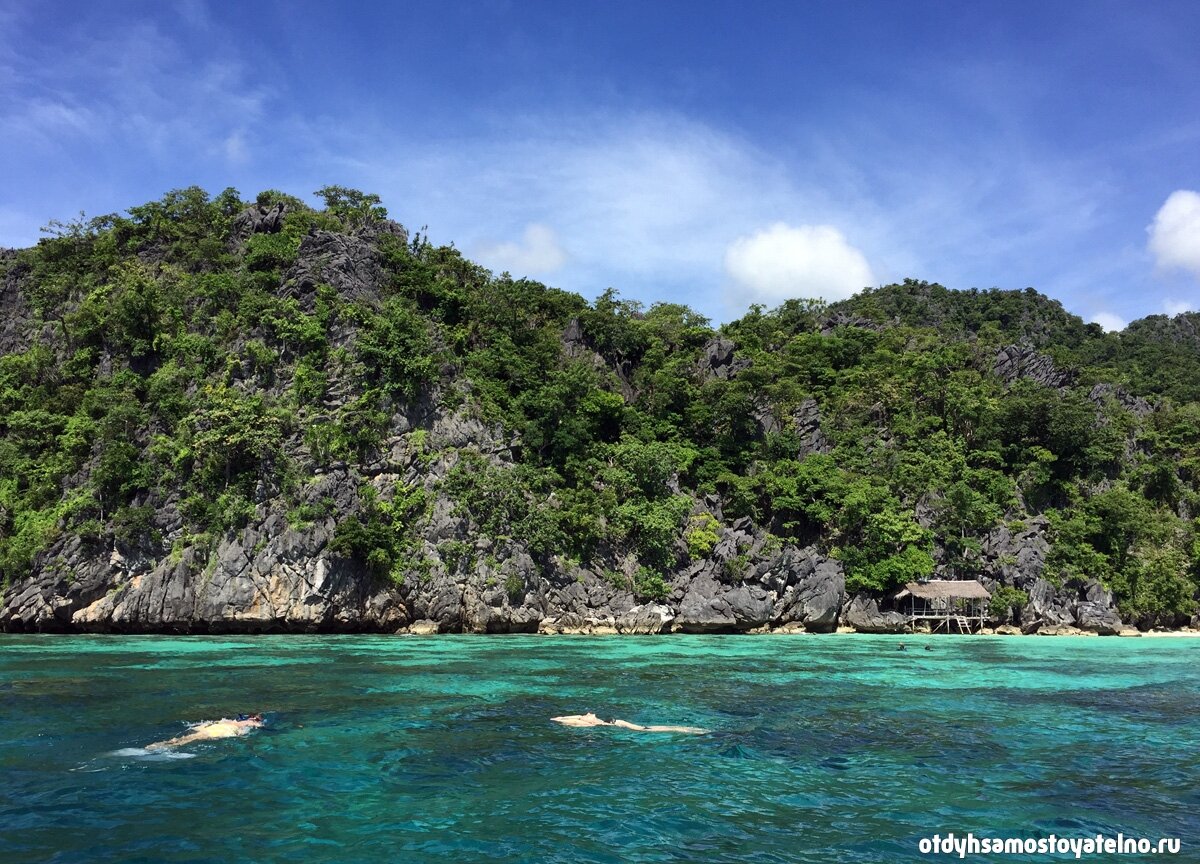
147 714 264 749
551 712 708 734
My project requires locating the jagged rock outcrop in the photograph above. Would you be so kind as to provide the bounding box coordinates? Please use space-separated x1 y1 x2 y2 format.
750 398 830 449
615 603 674 635
561 318 637 401
676 569 775 632
461 578 544 633
1021 578 1076 630
982 517 1050 585
232 202 287 239
284 225 404 311
1088 383 1153 418
841 595 906 633
993 343 1072 388
766 547 844 632
0 251 35 356
1074 601 1123 635
1014 576 1129 634
8 519 409 634
0 370 1132 636
699 337 751 381
792 398 830 457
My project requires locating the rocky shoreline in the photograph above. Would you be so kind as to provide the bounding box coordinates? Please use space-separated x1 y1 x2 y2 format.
6 394 1182 637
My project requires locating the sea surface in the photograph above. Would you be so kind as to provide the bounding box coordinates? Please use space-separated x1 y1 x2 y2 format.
1 634 1197 863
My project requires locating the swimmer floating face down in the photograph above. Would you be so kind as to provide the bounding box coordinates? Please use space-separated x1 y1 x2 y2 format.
146 714 265 750
551 713 708 734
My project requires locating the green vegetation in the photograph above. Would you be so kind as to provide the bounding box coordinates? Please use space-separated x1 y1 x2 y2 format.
988 586 1029 622
1 188 1198 621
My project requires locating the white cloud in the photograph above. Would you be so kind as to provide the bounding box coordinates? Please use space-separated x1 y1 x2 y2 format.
1148 190 1200 278
723 223 874 305
1091 311 1126 332
475 223 567 277
1163 298 1193 315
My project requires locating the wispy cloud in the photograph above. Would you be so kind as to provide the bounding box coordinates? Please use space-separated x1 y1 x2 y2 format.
334 106 1128 322
475 223 567 277
0 4 1189 331
346 114 824 314
0 9 273 218
175 0 213 31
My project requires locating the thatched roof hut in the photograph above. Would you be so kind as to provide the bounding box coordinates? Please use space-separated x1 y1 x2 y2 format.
895 580 991 633
895 580 991 601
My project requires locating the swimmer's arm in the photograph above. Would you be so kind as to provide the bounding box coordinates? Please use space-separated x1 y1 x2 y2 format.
610 718 707 733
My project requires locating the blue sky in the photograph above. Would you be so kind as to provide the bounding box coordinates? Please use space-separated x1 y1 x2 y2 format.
2 1 1199 328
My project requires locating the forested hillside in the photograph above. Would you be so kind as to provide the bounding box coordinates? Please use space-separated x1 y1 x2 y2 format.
1 187 1196 633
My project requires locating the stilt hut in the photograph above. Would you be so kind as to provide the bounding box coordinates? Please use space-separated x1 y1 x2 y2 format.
895 580 990 634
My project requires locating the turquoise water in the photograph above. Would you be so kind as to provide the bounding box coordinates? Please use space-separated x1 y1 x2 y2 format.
1 634 1197 863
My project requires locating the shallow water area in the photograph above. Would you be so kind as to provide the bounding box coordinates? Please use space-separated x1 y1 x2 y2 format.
1 633 1197 863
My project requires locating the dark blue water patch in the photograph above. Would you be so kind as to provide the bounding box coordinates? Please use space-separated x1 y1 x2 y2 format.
998 680 1200 724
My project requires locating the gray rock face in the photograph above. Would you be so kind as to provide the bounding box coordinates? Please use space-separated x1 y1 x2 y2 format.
232 202 287 239
561 318 587 354
1082 579 1113 606
841 595 907 633
993 344 1072 388
615 604 674 634
753 402 781 436
1088 383 1153 419
1075 601 1122 635
1 254 34 356
4 508 410 634
0 377 1121 637
676 569 775 632
983 517 1049 585
460 553 547 634
768 547 844 632
792 398 830 458
699 337 751 381
1022 578 1076 629
560 318 638 402
285 228 396 311
752 399 831 448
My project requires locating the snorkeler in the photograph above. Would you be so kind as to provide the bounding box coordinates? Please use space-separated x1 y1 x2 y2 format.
551 712 708 734
147 714 264 749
